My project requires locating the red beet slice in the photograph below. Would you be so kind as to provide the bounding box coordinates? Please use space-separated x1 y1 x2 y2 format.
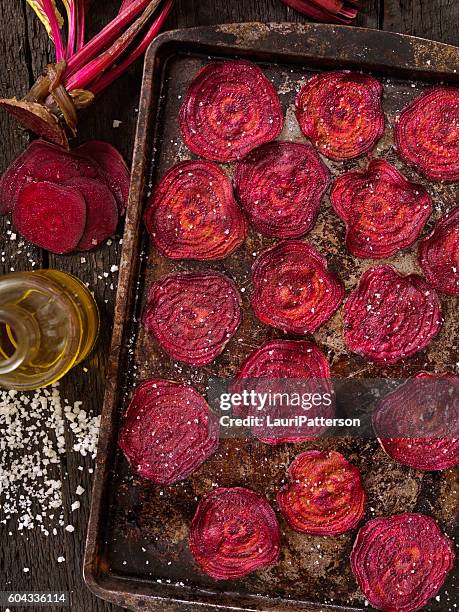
296 71 384 161
331 160 432 259
419 206 459 295
344 265 442 364
351 513 455 612
233 340 334 443
373 372 459 471
179 60 284 162
63 177 119 251
395 87 459 181
234 142 330 238
13 181 86 254
189 487 281 580
119 379 219 485
281 0 359 23
145 160 247 260
251 241 344 334
277 450 365 535
143 271 242 366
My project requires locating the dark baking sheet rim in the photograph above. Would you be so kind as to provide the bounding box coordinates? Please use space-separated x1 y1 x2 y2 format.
84 22 459 612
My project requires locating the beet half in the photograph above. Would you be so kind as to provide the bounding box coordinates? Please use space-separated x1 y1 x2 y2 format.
189 487 281 580
344 265 442 364
331 160 432 259
234 141 330 238
179 60 284 162
351 513 455 612
296 71 384 161
119 379 219 485
145 160 247 260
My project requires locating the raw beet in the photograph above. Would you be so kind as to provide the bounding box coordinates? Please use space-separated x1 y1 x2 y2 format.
145 160 247 260
233 340 334 443
13 181 86 254
373 372 459 471
419 206 459 295
277 450 366 535
344 265 442 364
251 241 344 334
179 60 284 162
234 142 330 238
351 513 455 612
0 99 68 149
119 379 219 485
295 71 384 160
281 0 359 23
63 177 119 251
395 87 459 181
189 487 281 580
143 271 242 366
331 159 432 259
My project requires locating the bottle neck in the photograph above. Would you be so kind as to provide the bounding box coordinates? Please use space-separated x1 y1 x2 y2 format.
0 306 38 375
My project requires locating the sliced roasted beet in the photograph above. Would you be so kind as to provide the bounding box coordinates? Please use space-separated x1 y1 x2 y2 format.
189 487 281 580
351 513 455 612
331 160 432 259
143 271 242 366
234 142 330 238
296 71 384 161
145 160 247 260
277 450 365 535
63 177 119 251
281 0 359 24
251 241 344 334
233 340 334 443
395 87 459 181
119 379 219 485
179 60 284 162
419 206 459 295
373 372 459 471
13 181 86 254
344 265 442 364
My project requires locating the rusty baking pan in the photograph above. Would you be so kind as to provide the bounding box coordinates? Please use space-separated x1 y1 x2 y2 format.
84 23 459 611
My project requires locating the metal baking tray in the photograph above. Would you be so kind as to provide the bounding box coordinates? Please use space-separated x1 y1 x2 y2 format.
84 23 459 611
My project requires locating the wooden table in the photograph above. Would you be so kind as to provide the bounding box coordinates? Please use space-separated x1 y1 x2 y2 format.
1 1 457 610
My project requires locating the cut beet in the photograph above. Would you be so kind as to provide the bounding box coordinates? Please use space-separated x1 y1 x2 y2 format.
234 142 330 238
179 60 284 162
189 487 281 580
119 379 219 485
63 177 119 251
233 340 334 443
251 241 344 334
277 450 366 535
395 87 459 181
419 206 459 295
373 372 459 471
13 181 86 254
0 98 68 148
295 71 384 161
344 265 442 364
143 271 242 366
351 513 455 612
331 159 432 259
145 160 247 260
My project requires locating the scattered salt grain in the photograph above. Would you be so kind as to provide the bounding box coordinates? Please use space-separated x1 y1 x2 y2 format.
57 556 65 563
113 120 122 128
76 485 85 496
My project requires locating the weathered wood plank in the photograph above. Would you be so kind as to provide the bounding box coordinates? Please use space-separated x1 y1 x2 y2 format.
383 0 459 45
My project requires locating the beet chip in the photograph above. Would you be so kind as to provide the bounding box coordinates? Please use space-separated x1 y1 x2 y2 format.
189 487 281 580
331 160 432 259
351 513 455 612
419 206 459 295
296 71 384 161
179 60 284 162
373 372 459 471
395 87 459 181
251 241 344 334
234 142 330 238
119 379 219 485
344 265 442 364
277 450 366 535
145 160 247 260
143 271 242 366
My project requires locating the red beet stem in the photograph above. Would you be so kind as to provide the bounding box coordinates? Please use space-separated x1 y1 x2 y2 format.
66 1 77 57
41 0 66 61
76 0 86 50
